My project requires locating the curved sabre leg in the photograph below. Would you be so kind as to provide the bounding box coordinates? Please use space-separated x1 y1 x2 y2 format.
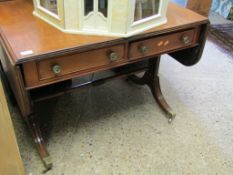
148 75 176 123
25 115 53 172
128 57 176 123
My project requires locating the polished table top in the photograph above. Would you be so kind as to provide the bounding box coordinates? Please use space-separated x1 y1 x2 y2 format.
0 0 208 64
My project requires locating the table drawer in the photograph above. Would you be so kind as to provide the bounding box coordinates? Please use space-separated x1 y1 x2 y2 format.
37 44 125 81
22 44 126 88
129 29 197 60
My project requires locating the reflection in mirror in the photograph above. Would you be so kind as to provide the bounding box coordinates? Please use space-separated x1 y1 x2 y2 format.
40 0 58 15
134 0 160 22
98 0 108 17
85 0 94 16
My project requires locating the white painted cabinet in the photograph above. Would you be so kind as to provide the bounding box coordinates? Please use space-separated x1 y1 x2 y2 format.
33 0 169 37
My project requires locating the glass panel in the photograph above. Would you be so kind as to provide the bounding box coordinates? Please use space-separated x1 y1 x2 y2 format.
98 0 108 17
85 0 94 16
134 0 160 22
40 0 58 15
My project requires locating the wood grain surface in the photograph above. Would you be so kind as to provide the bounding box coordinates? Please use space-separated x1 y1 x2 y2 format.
0 78 25 175
0 0 208 64
186 0 212 16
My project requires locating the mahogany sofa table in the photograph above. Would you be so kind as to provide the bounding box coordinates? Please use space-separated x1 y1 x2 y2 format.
0 0 209 171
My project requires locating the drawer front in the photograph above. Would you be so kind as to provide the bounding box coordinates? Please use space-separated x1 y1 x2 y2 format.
129 29 197 60
37 44 125 81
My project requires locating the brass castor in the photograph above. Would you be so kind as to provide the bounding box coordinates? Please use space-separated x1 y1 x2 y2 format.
168 112 176 124
42 156 53 173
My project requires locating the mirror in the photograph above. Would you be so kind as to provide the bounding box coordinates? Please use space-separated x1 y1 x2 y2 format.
84 0 94 16
98 0 108 17
40 0 58 15
134 0 160 22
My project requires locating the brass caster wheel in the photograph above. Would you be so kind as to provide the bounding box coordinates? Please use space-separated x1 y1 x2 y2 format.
168 112 176 124
42 156 53 173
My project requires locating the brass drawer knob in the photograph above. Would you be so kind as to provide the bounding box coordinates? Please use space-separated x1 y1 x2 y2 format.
181 35 190 45
52 64 62 75
139 45 149 54
108 51 118 61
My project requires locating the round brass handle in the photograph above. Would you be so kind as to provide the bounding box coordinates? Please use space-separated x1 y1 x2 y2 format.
139 45 149 54
181 35 190 45
108 51 118 61
52 64 62 75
